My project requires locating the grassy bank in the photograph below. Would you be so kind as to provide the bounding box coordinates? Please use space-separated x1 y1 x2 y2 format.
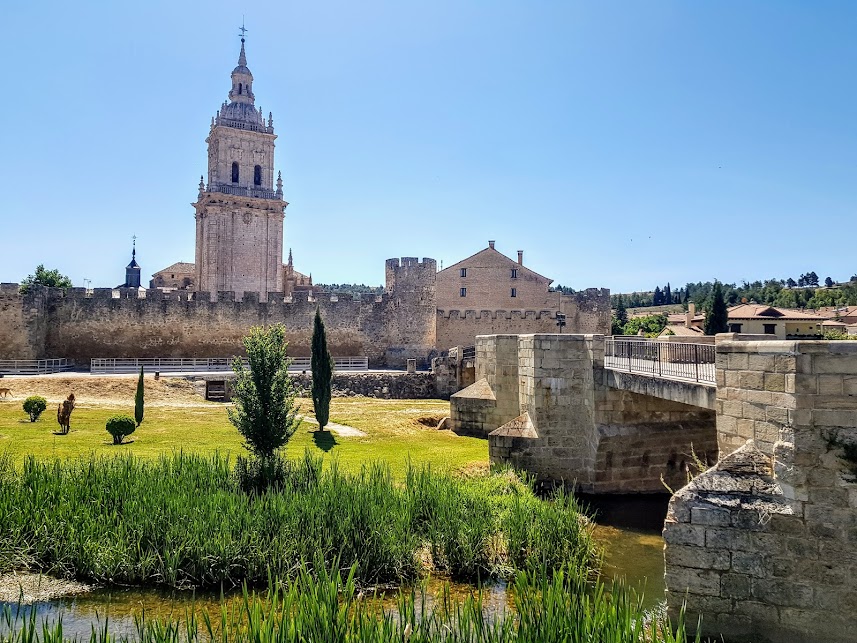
1 562 698 643
0 392 486 477
0 452 594 589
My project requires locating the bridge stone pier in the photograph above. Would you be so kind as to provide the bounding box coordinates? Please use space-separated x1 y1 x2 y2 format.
449 333 857 642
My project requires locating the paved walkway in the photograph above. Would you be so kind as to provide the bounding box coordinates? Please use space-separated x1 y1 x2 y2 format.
298 415 367 437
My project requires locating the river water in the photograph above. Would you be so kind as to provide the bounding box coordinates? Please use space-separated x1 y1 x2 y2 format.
1 495 669 639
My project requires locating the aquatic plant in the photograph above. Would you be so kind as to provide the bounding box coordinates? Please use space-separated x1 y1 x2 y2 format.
0 561 699 643
0 452 595 589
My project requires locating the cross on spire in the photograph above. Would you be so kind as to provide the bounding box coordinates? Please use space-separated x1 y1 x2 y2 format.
239 18 248 41
132 235 137 259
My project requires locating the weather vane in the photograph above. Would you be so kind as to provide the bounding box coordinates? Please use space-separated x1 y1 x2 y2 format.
239 17 248 41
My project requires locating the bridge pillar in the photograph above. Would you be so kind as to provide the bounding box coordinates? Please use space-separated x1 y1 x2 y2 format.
494 334 601 485
665 337 857 642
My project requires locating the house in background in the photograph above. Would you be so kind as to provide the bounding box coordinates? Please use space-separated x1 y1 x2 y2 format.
723 304 824 339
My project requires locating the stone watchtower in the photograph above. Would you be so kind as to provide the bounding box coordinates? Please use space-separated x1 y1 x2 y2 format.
193 37 287 301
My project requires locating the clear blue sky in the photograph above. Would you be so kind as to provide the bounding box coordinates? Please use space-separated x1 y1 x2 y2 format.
2 1 855 292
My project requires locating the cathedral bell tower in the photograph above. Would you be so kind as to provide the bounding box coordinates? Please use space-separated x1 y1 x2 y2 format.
193 34 287 301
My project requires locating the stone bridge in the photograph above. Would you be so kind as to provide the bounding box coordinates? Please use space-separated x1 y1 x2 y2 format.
448 333 857 642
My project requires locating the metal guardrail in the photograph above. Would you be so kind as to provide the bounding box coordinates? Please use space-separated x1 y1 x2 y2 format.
604 338 715 384
0 359 73 375
461 346 476 360
90 357 369 374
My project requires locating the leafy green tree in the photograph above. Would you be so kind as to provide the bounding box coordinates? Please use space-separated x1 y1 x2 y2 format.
19 265 72 294
311 307 334 432
106 415 136 445
23 396 47 422
134 366 145 427
653 286 663 306
623 314 668 337
228 324 300 461
825 276 835 288
704 282 729 335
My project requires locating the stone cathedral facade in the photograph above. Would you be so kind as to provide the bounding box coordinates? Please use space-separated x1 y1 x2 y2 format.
192 37 286 301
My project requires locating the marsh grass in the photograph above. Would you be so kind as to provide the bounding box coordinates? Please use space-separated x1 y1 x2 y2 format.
0 561 699 643
0 452 595 589
0 564 699 643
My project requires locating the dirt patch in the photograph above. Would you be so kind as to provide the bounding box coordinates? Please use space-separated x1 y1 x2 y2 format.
0 375 209 408
415 414 447 429
0 572 92 603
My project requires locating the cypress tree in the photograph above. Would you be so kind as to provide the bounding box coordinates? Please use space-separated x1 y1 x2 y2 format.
311 307 334 432
664 283 672 306
134 366 145 427
653 286 662 306
616 295 628 327
704 282 729 335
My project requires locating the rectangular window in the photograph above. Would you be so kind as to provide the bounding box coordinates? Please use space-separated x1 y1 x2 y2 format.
460 287 466 297
511 268 518 279
763 323 777 335
511 287 517 298
729 323 742 333
460 268 467 277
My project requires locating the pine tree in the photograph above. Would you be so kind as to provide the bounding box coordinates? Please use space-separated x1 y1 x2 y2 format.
704 282 729 335
311 307 334 432
653 286 663 306
825 276 834 288
134 366 145 427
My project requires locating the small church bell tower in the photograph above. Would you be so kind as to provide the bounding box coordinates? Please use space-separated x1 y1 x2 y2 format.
120 237 142 288
193 29 287 301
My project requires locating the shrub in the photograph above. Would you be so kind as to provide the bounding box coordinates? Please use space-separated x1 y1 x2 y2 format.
106 415 136 445
22 396 47 422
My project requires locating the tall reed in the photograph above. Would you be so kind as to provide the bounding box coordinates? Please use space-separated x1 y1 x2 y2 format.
0 561 699 643
0 452 595 589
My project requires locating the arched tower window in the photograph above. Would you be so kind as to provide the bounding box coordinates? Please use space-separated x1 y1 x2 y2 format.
231 162 239 183
238 83 243 94
254 165 262 186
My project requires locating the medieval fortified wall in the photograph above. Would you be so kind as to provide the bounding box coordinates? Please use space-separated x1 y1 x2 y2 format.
0 262 609 368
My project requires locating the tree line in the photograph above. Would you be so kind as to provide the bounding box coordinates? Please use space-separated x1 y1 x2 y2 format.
613 274 857 312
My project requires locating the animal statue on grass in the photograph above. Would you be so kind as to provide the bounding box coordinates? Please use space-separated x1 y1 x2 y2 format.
0 387 10 398
56 393 76 435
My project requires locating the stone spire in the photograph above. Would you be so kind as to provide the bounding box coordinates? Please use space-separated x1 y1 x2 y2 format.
276 171 283 198
288 247 293 267
198 175 205 198
237 37 248 66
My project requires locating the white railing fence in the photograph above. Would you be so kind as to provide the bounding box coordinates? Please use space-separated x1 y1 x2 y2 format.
0 358 72 375
90 356 369 374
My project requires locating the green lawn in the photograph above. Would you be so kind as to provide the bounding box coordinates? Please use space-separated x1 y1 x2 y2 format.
0 397 487 478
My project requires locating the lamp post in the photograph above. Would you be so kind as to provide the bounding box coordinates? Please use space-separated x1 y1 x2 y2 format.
556 312 566 333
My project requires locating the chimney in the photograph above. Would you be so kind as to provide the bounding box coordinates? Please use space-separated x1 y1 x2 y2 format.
686 302 696 328
488 240 495 250
517 250 523 266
